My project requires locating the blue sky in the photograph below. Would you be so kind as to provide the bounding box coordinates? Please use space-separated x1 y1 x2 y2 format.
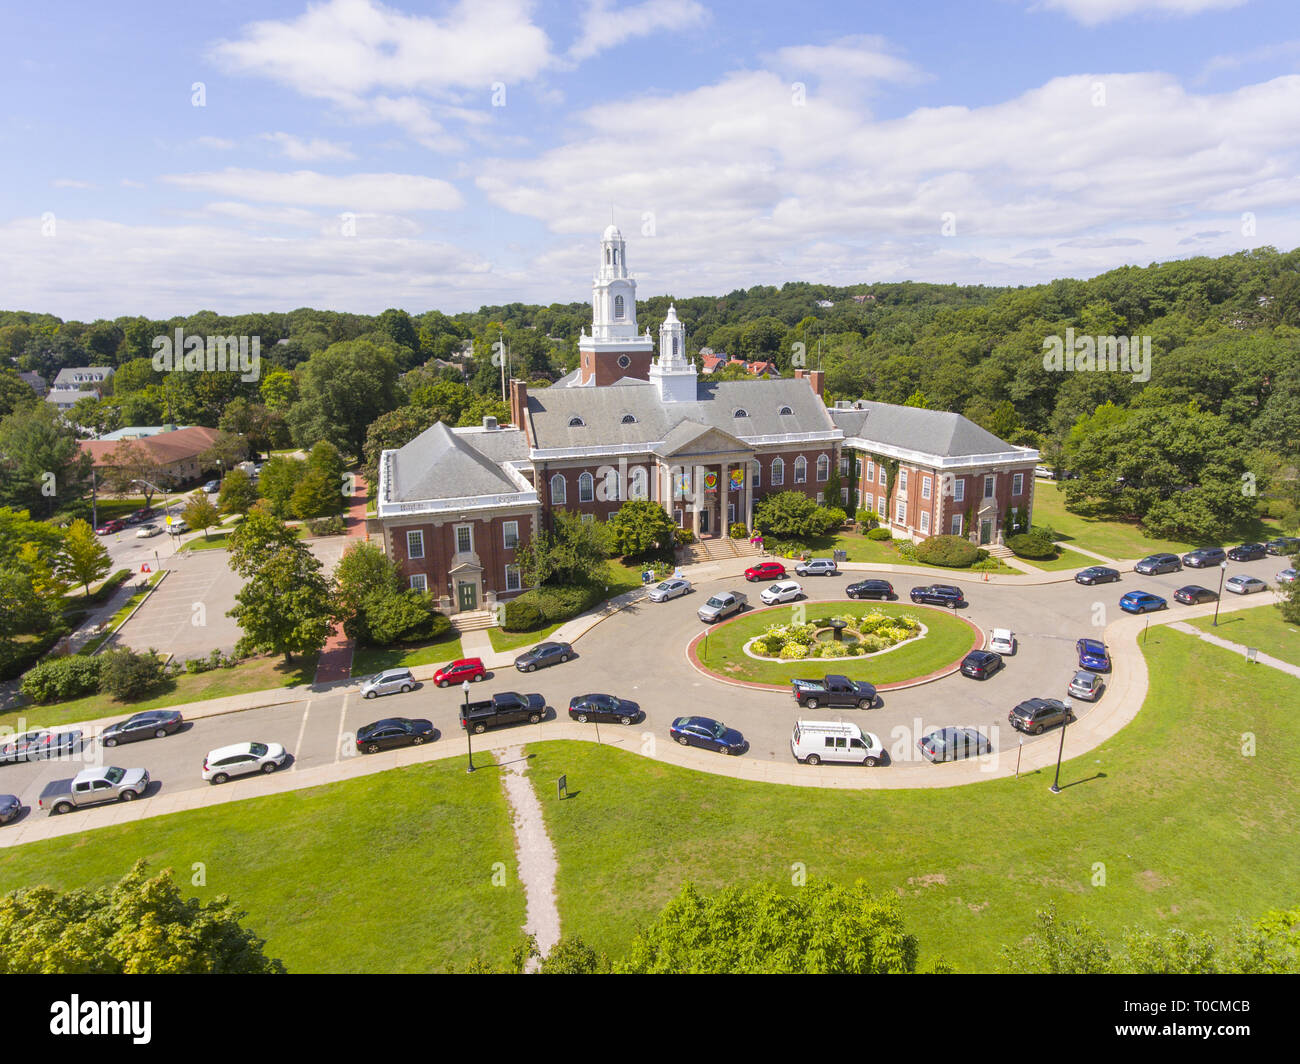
2 0 1298 318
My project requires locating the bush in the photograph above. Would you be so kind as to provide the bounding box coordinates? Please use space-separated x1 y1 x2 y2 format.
502 598 544 632
1007 530 1058 559
729 522 749 539
822 506 848 529
98 648 168 701
20 654 103 703
914 534 979 568
855 508 879 529
778 643 808 660
674 527 695 545
866 527 893 541
502 582 606 631
975 548 990 562
88 569 131 605
307 515 346 536
895 541 918 561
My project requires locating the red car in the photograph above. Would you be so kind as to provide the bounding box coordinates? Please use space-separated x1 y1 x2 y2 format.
95 519 126 535
744 561 787 582
433 657 486 688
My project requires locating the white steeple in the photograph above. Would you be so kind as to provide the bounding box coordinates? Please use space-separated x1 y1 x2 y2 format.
650 303 697 403
590 224 639 342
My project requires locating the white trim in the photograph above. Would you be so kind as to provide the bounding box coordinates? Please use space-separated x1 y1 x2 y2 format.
455 523 473 554
504 564 522 592
550 472 567 505
503 520 518 550
406 529 424 560
409 573 427 592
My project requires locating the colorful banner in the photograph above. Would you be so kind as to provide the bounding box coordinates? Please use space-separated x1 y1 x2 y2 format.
704 471 719 493
729 468 745 491
675 472 692 496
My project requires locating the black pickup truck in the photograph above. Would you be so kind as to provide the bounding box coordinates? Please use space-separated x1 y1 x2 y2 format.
460 692 547 733
790 675 878 710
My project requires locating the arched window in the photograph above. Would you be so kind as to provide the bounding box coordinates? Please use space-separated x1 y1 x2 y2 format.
794 456 808 483
672 336 679 355
816 454 830 481
778 405 794 415
568 416 585 427
771 457 784 486
621 413 637 424
550 473 566 505
579 471 595 503
733 408 749 419
602 468 620 501
614 294 625 319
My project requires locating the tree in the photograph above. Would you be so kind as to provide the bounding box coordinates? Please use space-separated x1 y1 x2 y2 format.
290 469 343 519
217 468 258 516
618 881 929 974
516 510 611 588
607 500 676 558
99 647 168 700
199 429 249 476
0 370 37 419
0 859 285 974
0 402 93 517
333 541 401 635
286 340 399 458
257 455 305 518
101 439 172 507
227 543 334 663
181 494 221 540
57 518 111 595
226 505 302 578
753 491 842 538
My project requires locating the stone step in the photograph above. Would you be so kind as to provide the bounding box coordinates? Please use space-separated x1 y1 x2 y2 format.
450 609 498 632
985 544 1014 558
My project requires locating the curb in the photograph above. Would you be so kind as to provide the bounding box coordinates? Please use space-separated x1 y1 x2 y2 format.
90 570 170 656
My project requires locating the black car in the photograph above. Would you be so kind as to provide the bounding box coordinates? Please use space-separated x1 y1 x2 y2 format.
0 794 20 824
669 716 746 755
514 641 573 672
355 717 435 754
845 579 894 600
917 727 992 762
568 693 641 725
1173 585 1218 605
101 710 184 747
1227 543 1267 562
1009 697 1075 735
909 584 964 608
1182 547 1226 568
1265 536 1300 556
1075 566 1120 585
960 650 1003 680
1134 553 1182 575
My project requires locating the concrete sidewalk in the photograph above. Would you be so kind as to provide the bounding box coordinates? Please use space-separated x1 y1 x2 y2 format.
1167 619 1300 678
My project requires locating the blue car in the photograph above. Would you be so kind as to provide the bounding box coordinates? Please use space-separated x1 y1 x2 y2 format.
1120 590 1167 614
1076 638 1111 673
669 716 746 755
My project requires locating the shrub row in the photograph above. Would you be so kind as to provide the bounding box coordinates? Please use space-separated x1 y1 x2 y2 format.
913 534 980 568
19 647 168 704
501 582 606 633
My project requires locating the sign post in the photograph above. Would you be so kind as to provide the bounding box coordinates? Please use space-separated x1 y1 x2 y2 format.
556 774 567 800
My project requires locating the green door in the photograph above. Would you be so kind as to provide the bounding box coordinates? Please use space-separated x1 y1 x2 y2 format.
979 519 993 546
457 581 477 612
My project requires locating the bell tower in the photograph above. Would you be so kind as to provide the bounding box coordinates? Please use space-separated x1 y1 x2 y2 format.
577 225 654 386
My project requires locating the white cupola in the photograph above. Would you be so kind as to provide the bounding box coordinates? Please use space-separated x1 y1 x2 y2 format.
650 303 697 403
590 224 638 342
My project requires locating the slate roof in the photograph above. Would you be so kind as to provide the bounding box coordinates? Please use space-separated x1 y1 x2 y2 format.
386 421 523 502
454 425 530 465
51 366 113 389
829 401 1017 458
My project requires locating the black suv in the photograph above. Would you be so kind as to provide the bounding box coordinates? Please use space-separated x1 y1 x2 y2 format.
1134 553 1182 575
960 650 1003 680
909 584 965 608
1227 543 1266 562
1008 697 1075 735
1181 547 1225 568
514 641 573 672
1265 536 1300 556
845 579 894 600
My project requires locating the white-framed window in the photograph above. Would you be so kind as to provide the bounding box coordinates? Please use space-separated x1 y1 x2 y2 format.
953 478 965 503
504 564 522 592
753 461 761 488
771 457 784 485
1013 472 1024 496
503 521 518 550
920 511 931 534
817 455 830 481
603 468 621 501
409 573 427 592
455 525 472 554
840 457 850 476
841 487 849 505
899 469 908 491
921 475 932 500
895 501 906 524
550 473 566 505
816 492 824 504
579 471 595 503
406 529 424 560
580 513 594 525
614 294 625 319
568 416 585 427
879 465 887 485
951 513 963 536
866 459 875 482
984 474 995 499
794 456 807 483
877 494 885 515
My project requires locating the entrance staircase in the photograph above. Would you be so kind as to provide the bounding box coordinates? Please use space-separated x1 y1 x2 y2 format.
679 535 764 567
985 543 1015 559
449 609 497 633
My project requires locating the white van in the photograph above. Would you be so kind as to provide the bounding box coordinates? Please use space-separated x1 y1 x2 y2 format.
791 720 885 767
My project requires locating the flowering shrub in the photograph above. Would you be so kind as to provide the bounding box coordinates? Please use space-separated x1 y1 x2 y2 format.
779 643 808 659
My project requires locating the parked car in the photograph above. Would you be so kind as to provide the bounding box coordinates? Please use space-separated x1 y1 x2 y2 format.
1034 465 1055 479
1278 569 1297 585
744 561 787 582
960 649 1003 680
1265 536 1300 556
1227 543 1267 562
1076 638 1110 672
1182 547 1226 568
1008 697 1075 735
461 693 546 733
697 590 747 623
131 507 155 523
917 728 992 762
1119 590 1168 614
790 720 884 767
845 578 894 600
513 641 573 672
38 766 149 813
168 518 189 534
760 580 803 605
355 717 435 753
1134 553 1182 575
568 693 641 725
909 584 965 608
360 668 416 698
95 519 125 536
790 675 878 710
1075 566 1120 585
202 741 288 783
989 628 1016 655
669 716 746 754
795 558 838 577
432 658 485 687
1068 670 1103 701
647 578 692 602
101 710 183 747
203 479 220 493
0 794 19 824
1225 574 1267 595
1173 585 1218 605
0 727 84 764
134 523 162 538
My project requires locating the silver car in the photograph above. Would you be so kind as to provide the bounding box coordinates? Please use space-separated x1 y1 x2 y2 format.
1277 569 1296 585
1068 670 1103 701
796 558 838 577
1225 575 1267 595
647 578 692 602
361 668 416 698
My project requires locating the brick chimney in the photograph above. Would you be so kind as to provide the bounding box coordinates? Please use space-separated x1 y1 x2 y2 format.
508 379 529 439
808 370 824 398
793 369 805 381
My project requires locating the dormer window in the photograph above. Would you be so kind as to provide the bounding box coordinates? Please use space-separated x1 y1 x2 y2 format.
778 406 793 415
621 414 637 424
733 409 749 418
569 416 585 427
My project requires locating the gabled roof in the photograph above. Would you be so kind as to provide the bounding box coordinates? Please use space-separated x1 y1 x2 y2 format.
830 401 1018 459
388 421 522 502
654 419 749 458
79 425 221 465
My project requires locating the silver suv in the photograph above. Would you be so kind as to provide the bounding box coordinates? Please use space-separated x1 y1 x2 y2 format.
361 668 416 699
1068 670 1103 701
796 558 838 576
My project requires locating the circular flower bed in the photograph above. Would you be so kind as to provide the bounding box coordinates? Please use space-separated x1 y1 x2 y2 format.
744 611 924 661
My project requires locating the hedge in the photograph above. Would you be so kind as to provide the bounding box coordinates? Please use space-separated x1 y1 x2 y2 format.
20 655 104 703
1007 530 1058 559
501 582 606 633
914 534 979 567
866 527 893 541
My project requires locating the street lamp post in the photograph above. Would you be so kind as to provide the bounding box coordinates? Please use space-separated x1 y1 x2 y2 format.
463 679 474 773
1213 560 1228 626
1049 699 1071 794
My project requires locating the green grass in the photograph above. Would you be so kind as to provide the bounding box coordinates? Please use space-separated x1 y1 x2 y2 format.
528 626 1300 972
489 622 563 653
350 635 464 676
765 530 1019 574
1010 546 1096 572
1184 603 1300 668
178 524 301 552
3 654 319 731
695 599 976 686
0 756 526 973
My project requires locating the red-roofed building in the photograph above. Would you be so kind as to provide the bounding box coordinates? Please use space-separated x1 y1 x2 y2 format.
79 425 224 486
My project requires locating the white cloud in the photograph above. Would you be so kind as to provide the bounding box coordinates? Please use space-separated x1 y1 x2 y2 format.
160 168 463 211
568 0 708 62
1032 0 1246 26
769 35 926 87
261 132 357 161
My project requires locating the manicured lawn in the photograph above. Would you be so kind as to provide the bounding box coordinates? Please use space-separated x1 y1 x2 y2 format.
0 756 525 974
1185 603 1300 668
1011 546 1096 572
2 654 319 731
351 635 464 676
695 599 977 686
489 623 563 653
766 530 1019 574
527 627 1300 972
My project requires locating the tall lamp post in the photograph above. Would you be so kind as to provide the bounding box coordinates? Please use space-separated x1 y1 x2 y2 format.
1213 560 1228 626
1049 698 1071 794
463 679 474 773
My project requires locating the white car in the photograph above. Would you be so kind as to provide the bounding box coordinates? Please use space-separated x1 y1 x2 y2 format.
134 523 162 538
647 578 692 602
761 580 804 605
168 519 189 534
1277 569 1296 585
202 741 288 784
989 628 1016 655
1225 575 1267 595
